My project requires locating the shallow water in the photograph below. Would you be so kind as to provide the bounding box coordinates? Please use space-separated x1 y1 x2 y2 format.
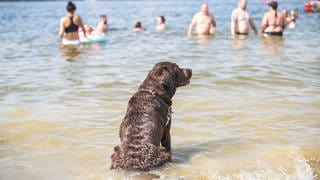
0 0 320 179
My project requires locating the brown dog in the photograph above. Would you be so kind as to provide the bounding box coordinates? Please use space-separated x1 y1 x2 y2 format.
110 62 192 170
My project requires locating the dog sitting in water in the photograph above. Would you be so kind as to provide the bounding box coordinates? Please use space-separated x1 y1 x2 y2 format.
110 62 192 170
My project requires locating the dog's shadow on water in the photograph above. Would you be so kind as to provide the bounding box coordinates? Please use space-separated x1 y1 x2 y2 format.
172 138 240 164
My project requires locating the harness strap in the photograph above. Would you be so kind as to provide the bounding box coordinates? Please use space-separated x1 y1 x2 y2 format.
138 89 172 126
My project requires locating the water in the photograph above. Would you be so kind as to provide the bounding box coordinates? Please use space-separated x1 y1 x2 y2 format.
0 0 319 179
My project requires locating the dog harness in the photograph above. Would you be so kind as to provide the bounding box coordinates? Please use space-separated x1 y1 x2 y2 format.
139 89 172 126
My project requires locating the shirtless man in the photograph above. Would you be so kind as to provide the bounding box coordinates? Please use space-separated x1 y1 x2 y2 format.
261 1 286 36
59 1 86 45
231 0 258 35
96 15 109 34
187 3 216 36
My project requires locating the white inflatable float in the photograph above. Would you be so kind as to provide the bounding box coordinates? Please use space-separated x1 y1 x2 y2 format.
80 34 107 43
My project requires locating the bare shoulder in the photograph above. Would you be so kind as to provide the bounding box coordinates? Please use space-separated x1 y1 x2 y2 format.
194 12 201 18
279 11 285 18
246 10 251 17
73 16 83 24
74 15 82 21
232 8 238 14
262 12 269 19
191 12 200 22
209 12 215 19
60 16 67 22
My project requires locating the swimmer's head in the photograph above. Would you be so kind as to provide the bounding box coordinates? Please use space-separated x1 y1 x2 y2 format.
291 10 298 18
238 0 247 10
66 1 76 12
157 16 166 24
282 9 288 16
100 15 107 24
268 1 278 10
134 21 142 28
201 3 209 14
160 16 165 23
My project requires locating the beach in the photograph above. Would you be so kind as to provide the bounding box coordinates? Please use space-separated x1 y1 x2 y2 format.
0 0 320 179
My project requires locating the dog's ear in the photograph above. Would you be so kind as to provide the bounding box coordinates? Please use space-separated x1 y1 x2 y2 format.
153 65 166 76
150 65 167 80
150 65 176 91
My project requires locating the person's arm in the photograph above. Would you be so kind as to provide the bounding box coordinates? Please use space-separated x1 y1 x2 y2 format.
96 22 102 33
59 18 64 38
211 13 216 28
187 14 197 36
281 12 287 30
77 16 86 37
230 10 236 35
284 16 291 28
261 13 268 33
249 16 258 35
209 13 216 34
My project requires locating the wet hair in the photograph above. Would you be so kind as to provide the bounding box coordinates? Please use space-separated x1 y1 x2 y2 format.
268 1 278 10
268 1 278 17
160 16 165 23
66 1 76 12
100 15 107 24
134 21 142 28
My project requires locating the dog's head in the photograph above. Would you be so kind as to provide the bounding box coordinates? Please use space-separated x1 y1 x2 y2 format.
141 62 192 97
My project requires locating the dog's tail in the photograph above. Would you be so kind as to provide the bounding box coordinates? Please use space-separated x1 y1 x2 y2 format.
110 143 171 170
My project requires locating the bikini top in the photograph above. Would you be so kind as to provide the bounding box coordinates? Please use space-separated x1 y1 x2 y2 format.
65 16 79 33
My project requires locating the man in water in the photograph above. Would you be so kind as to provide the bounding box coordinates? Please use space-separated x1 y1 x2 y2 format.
230 0 258 35
261 1 285 36
187 3 216 36
96 15 108 34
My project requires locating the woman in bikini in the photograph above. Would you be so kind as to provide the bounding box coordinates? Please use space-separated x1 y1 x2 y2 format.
261 1 286 36
59 1 86 45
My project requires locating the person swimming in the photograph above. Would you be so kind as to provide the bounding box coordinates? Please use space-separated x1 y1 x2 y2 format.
134 21 145 32
156 16 167 31
283 10 298 29
261 1 286 36
78 15 107 41
59 1 86 45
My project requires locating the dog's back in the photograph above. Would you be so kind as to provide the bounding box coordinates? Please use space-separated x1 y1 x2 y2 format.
111 90 171 170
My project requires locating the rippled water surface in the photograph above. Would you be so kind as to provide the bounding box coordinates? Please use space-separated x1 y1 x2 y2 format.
1 0 320 179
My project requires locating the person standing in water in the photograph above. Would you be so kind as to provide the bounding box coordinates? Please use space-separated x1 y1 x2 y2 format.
282 9 298 29
156 16 167 31
187 3 216 36
261 1 286 36
231 0 258 35
96 15 109 34
59 1 86 45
